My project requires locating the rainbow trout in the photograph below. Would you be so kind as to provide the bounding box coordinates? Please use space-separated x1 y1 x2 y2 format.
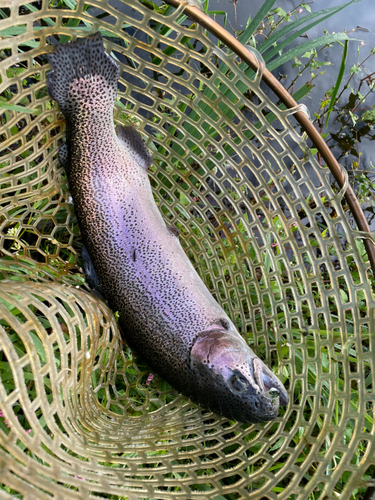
47 33 288 423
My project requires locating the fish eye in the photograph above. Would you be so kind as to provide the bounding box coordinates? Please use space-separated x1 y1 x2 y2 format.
229 373 249 393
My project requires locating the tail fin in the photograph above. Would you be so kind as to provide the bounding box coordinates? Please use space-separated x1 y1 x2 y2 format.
47 32 120 118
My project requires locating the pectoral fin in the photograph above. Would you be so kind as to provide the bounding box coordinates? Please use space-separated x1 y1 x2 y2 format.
81 245 100 290
58 143 70 173
167 225 180 238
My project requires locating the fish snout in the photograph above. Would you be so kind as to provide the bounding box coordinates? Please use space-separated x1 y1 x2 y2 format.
251 357 289 407
189 328 288 423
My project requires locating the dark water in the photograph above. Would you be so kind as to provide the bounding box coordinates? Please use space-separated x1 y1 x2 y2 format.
210 0 375 166
201 0 375 230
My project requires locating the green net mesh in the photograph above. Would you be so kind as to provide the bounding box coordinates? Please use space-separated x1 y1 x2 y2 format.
0 1 374 498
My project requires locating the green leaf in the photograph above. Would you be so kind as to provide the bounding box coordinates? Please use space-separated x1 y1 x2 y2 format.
0 101 37 113
238 0 278 45
270 437 285 451
302 3 312 13
272 7 288 17
29 331 47 365
362 106 375 122
325 39 348 127
356 289 366 301
266 33 360 72
349 110 358 125
355 239 368 260
340 288 348 303
350 63 360 75
0 25 35 36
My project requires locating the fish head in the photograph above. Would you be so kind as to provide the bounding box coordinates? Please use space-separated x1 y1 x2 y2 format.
189 328 288 423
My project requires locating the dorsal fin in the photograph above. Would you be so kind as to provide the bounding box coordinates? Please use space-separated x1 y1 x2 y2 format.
116 124 152 170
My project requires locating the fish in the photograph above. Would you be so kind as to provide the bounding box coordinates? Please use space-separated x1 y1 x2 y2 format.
47 32 288 423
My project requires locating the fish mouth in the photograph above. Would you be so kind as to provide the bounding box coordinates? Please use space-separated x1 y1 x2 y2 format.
189 327 289 422
190 328 289 407
251 357 289 407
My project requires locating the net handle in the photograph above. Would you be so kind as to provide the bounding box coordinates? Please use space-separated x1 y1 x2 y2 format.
164 0 375 274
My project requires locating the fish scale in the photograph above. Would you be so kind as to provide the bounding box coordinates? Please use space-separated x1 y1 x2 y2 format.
47 31 289 423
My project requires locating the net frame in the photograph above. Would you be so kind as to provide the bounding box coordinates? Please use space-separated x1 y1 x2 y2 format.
0 1 374 499
164 0 375 277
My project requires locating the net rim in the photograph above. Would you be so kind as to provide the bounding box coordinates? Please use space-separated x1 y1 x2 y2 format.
164 0 375 275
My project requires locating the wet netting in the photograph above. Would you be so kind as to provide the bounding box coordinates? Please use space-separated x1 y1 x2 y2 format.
0 1 374 499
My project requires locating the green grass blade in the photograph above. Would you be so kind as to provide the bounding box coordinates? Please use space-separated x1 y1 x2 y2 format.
0 26 34 36
0 101 37 113
207 10 228 29
61 0 77 9
238 0 278 46
325 39 348 127
24 3 56 26
0 24 120 41
258 1 358 57
261 83 314 127
266 33 360 72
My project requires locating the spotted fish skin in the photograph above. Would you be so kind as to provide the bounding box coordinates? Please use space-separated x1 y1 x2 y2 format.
47 33 288 423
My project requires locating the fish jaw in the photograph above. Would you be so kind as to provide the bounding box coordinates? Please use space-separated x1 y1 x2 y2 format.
189 329 288 423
